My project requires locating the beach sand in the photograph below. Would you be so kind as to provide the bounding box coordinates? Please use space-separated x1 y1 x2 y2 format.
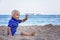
0 24 60 40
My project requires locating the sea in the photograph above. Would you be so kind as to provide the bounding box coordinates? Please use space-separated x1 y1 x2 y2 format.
0 14 60 26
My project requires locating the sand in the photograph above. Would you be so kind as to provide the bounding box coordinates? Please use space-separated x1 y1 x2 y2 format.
0 24 60 40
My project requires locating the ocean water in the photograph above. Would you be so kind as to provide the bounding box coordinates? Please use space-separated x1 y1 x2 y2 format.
0 14 60 26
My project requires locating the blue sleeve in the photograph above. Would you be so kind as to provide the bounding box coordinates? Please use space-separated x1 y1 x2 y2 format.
8 20 13 27
18 20 22 23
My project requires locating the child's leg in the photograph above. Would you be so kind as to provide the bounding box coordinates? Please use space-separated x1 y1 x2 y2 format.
21 31 35 36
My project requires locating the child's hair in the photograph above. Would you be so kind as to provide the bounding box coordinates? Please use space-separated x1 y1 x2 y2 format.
11 10 20 16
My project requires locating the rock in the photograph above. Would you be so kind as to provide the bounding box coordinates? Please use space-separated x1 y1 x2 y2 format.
0 24 60 40
0 26 7 36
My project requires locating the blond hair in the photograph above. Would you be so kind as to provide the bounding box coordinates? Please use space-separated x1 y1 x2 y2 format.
11 10 20 16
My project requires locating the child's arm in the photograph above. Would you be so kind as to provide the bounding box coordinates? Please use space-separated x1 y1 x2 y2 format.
22 14 28 22
8 27 12 37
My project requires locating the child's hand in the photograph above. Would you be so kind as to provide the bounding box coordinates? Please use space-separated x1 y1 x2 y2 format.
26 14 28 18
22 14 28 22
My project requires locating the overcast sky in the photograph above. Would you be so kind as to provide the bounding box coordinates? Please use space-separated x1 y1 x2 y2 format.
0 0 60 15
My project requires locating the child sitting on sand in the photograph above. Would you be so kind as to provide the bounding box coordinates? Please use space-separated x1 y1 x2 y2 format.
7 10 35 37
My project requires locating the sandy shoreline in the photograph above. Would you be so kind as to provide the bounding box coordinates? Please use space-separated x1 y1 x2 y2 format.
0 24 60 40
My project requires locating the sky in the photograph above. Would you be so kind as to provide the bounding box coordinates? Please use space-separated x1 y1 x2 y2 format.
0 0 60 15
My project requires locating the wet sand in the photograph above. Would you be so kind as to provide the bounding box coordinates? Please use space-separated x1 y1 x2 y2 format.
0 24 60 40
